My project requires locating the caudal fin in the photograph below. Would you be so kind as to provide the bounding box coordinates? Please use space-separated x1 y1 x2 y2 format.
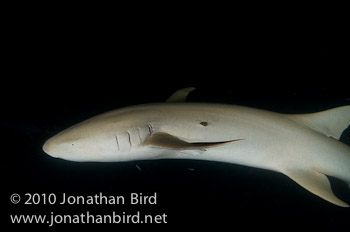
283 169 349 207
286 105 350 140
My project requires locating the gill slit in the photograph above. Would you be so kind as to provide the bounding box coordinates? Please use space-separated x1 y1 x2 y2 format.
127 131 132 148
115 135 120 151
147 123 153 136
137 128 142 144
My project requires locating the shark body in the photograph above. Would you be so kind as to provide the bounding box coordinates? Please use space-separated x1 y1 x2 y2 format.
43 88 350 207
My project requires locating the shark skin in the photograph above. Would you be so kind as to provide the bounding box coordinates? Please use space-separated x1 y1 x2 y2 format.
43 88 350 207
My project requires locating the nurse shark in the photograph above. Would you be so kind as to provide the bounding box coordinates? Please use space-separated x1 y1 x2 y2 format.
43 88 350 207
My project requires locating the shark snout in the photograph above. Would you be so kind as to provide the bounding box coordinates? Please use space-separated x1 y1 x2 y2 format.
42 138 59 158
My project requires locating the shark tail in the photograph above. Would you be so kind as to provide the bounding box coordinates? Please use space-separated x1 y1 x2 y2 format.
286 105 350 140
283 169 349 207
284 105 350 207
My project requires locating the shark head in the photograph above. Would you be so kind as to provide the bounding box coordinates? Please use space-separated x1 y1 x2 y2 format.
43 121 119 162
42 107 159 162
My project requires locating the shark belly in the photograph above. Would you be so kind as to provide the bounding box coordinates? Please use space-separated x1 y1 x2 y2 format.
149 104 301 171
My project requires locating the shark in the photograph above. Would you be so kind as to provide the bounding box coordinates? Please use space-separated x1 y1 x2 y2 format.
43 88 350 207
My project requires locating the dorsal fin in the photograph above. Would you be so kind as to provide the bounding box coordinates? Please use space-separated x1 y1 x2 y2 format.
166 87 195 102
286 105 350 140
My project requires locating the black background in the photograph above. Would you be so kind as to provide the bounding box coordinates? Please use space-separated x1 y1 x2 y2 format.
2 5 349 230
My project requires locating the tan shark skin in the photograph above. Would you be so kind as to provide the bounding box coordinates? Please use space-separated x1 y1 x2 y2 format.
43 89 350 207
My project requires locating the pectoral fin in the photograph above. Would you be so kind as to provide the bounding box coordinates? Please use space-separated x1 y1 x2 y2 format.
283 169 349 207
143 132 243 150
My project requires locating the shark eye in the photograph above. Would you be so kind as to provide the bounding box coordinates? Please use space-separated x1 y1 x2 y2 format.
71 143 75 146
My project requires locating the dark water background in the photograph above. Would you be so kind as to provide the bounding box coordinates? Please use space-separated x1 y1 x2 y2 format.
2 9 349 230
